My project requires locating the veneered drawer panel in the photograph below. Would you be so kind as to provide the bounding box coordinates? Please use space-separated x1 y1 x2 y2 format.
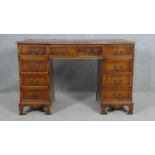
103 59 133 72
103 73 132 87
49 45 102 56
21 87 49 101
103 88 132 101
19 45 46 55
21 73 48 86
77 46 102 55
20 59 48 72
103 45 134 57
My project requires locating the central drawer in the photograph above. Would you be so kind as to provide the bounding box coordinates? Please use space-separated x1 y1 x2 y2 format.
21 73 48 86
48 45 102 56
103 73 132 87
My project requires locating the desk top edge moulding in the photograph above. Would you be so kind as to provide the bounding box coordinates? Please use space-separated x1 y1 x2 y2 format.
17 39 135 115
17 39 135 45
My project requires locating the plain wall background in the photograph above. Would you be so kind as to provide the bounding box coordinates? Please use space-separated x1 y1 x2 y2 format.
0 34 154 92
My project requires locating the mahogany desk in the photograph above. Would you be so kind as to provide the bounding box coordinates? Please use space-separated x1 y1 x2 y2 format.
17 39 135 115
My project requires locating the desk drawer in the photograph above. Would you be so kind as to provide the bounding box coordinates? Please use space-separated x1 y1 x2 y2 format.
21 87 49 101
103 45 134 57
19 45 46 55
103 73 132 87
77 46 102 55
49 45 102 56
103 88 132 102
20 59 48 72
21 73 48 86
103 59 133 72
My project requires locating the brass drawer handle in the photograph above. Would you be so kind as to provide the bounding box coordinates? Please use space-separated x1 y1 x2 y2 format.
113 79 122 84
86 49 98 54
114 65 124 71
28 63 40 71
29 79 40 85
28 51 37 55
113 93 123 99
113 49 125 55
28 92 39 99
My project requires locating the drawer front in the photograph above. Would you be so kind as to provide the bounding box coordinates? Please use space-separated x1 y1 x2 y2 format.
103 88 132 101
20 60 48 72
21 87 49 101
21 74 48 86
103 74 132 87
49 45 102 56
19 45 46 55
76 46 102 55
103 59 133 72
103 45 134 57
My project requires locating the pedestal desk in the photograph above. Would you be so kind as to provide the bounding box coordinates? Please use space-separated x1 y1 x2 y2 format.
17 39 135 115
